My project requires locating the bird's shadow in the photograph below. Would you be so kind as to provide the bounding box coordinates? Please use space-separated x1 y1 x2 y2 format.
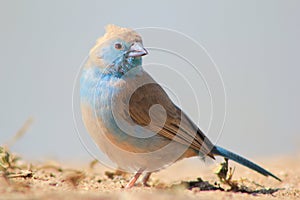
168 177 283 195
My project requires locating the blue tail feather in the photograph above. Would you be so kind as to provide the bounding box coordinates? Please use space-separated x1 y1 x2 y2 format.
211 146 281 181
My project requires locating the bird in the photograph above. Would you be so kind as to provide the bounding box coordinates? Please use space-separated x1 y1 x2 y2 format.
80 24 281 188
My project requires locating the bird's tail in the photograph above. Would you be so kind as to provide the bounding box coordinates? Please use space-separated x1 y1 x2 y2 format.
211 146 281 181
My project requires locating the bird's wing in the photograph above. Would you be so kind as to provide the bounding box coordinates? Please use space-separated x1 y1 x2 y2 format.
128 81 215 158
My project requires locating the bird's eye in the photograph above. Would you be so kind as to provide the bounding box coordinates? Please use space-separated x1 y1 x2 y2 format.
114 43 123 50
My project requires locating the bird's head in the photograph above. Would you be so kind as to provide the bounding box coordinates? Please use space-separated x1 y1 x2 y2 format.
88 24 148 76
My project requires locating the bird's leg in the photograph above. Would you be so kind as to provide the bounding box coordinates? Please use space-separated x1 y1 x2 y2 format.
125 169 144 189
141 172 151 187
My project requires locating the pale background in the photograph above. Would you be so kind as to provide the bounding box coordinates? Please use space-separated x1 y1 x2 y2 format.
0 0 299 161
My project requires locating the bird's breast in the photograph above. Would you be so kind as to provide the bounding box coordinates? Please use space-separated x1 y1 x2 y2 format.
80 68 152 150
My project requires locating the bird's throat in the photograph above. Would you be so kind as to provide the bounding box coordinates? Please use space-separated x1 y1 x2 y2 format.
103 57 142 78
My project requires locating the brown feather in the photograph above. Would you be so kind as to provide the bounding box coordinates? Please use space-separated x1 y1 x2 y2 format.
128 83 215 159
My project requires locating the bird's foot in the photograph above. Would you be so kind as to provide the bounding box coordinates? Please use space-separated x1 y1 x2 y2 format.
125 170 144 189
141 172 151 187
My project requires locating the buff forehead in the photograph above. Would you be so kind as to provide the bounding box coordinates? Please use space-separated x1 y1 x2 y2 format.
96 24 142 45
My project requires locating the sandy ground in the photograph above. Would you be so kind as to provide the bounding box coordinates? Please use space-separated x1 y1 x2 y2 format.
0 148 299 200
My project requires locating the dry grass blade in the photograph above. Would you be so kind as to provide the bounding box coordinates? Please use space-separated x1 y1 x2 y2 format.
6 170 33 178
5 117 34 148
89 159 99 170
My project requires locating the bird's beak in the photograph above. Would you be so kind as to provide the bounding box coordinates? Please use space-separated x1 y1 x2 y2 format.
127 42 148 57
